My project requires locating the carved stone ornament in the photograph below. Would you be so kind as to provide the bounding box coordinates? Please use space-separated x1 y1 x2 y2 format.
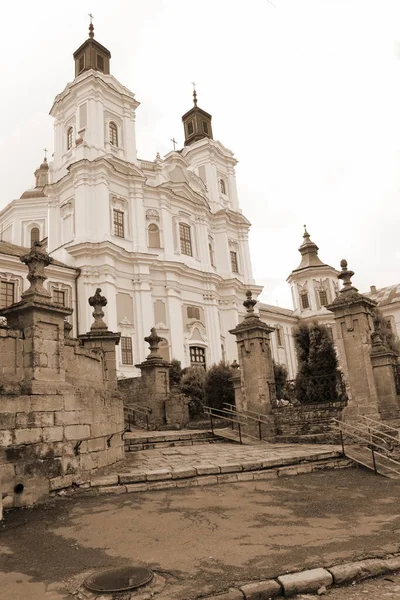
88 288 108 331
144 327 163 361
243 289 257 318
20 241 53 300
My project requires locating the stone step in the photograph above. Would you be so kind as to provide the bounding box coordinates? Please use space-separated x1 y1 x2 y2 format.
70 450 353 499
124 429 215 452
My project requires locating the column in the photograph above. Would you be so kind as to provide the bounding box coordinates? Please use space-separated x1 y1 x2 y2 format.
327 260 381 421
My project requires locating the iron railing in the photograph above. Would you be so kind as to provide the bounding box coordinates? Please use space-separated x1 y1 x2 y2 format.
124 403 152 431
334 418 400 478
269 371 348 405
204 404 273 444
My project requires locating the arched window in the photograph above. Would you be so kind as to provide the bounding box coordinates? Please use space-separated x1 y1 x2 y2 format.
148 223 161 248
220 179 226 195
109 122 118 146
67 127 73 150
30 227 40 246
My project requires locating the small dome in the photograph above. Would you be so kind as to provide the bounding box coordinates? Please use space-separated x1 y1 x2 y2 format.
20 188 46 199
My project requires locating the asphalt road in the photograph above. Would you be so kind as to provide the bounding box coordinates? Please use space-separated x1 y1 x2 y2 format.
0 468 399 599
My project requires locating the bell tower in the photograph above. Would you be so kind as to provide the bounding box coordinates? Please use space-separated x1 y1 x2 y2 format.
182 86 213 146
73 16 111 77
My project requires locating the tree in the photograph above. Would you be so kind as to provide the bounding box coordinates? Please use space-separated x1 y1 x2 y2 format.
293 322 339 404
180 367 206 418
273 361 288 400
205 361 235 411
372 309 400 355
169 359 183 389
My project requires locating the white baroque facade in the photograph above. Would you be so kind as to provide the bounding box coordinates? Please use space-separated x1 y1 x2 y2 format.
0 25 261 376
1 25 399 380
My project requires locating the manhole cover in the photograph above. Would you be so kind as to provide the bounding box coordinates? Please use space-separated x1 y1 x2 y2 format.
84 566 154 592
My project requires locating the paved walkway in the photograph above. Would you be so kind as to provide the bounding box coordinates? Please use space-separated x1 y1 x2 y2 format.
1 469 399 600
100 441 342 474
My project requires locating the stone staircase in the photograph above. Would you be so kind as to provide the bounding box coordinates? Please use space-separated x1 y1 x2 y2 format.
124 429 216 452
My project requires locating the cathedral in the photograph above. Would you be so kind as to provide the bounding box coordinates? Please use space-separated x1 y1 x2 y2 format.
1 24 399 379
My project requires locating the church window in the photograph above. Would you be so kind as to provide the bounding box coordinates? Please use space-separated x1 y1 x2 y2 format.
30 227 40 246
209 242 215 267
0 281 15 308
220 179 226 195
121 336 133 365
301 292 310 309
78 55 85 73
230 251 239 273
187 121 194 136
179 223 192 256
148 223 161 248
190 346 206 368
67 127 73 150
187 306 200 320
276 327 283 347
109 121 118 146
53 290 65 307
96 54 105 72
319 290 328 307
202 121 209 134
113 209 125 238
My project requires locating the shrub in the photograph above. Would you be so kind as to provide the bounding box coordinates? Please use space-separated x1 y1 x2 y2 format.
180 367 206 418
169 358 183 389
273 361 288 400
293 322 339 404
205 361 235 411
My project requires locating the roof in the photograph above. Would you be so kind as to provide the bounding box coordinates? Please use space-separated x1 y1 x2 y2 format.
0 240 76 270
20 188 46 199
258 302 296 318
366 284 400 307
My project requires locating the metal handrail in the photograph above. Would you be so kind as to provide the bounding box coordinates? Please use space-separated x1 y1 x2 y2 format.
359 415 400 440
124 403 152 431
333 418 400 477
204 405 247 444
222 402 273 428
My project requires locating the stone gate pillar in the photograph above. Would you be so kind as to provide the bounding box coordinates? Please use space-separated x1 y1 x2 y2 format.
136 328 171 428
0 242 73 394
327 260 382 421
370 318 400 420
229 291 276 437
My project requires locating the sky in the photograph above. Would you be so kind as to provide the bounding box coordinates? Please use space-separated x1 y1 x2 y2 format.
1 0 400 308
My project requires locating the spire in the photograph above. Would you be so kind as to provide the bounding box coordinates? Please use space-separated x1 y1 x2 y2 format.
88 13 94 38
182 84 213 146
290 226 328 273
73 21 111 77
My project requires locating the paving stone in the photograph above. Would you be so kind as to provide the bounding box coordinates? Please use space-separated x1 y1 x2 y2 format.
197 475 218 486
253 470 278 480
328 559 390 584
91 474 119 487
237 472 255 482
196 464 220 475
278 568 332 596
219 463 242 473
126 483 148 493
118 472 147 484
97 485 127 495
147 481 177 491
240 579 282 599
218 473 238 483
146 469 172 481
170 467 197 479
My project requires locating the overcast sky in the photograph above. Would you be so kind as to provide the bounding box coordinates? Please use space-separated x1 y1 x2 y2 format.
1 0 400 308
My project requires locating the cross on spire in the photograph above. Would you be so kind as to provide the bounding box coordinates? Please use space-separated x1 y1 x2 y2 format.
43 148 48 160
192 81 198 106
171 137 178 151
88 13 94 38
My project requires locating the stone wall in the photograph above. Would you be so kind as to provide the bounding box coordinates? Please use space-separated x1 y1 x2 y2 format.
273 401 347 441
0 327 123 509
118 377 141 405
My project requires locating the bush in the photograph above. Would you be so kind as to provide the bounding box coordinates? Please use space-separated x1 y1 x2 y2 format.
205 361 235 411
180 367 206 418
293 322 339 404
169 359 183 389
273 361 288 400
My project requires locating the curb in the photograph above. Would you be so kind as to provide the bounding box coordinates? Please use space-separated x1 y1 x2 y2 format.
203 554 400 599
